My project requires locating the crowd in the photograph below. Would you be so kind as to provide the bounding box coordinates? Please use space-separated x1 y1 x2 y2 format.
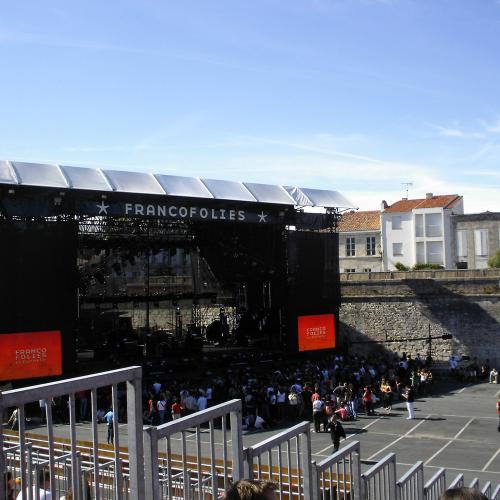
142 349 440 430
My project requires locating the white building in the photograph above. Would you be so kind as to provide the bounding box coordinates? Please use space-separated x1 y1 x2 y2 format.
337 210 383 273
380 193 464 271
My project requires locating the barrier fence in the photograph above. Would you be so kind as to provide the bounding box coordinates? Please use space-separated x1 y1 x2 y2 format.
244 421 312 499
0 366 144 500
2 367 500 500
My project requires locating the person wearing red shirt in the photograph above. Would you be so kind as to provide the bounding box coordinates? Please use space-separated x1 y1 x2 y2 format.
171 398 182 420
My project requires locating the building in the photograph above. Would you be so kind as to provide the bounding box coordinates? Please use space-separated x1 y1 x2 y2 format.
380 193 464 271
337 210 382 273
452 212 500 269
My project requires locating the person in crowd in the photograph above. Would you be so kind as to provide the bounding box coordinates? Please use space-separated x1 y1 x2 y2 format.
157 393 167 425
4 471 15 500
105 408 114 444
16 468 51 500
490 367 498 384
327 415 346 452
362 387 374 416
170 397 181 420
197 390 208 412
223 479 278 500
402 384 416 420
380 378 393 413
312 396 324 433
439 487 488 499
335 403 349 421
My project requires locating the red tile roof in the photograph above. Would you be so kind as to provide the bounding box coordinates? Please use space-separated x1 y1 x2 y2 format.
338 210 381 232
384 195 462 213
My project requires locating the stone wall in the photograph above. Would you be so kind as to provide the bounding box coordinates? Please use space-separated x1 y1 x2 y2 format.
339 271 500 366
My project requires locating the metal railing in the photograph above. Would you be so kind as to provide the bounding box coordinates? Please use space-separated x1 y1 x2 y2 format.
0 366 144 500
491 485 500 500
244 421 312 499
423 468 446 500
361 453 397 500
312 440 362 500
397 460 424 500
143 398 244 500
447 474 464 490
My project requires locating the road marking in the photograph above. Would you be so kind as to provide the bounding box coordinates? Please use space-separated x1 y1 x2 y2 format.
367 415 432 461
316 417 383 455
439 414 496 420
482 447 500 472
424 417 474 465
397 462 500 475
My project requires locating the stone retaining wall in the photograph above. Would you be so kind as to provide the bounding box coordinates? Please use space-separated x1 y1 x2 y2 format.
339 272 500 366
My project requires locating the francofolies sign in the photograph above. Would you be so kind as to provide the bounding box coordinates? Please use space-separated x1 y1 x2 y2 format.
77 200 282 224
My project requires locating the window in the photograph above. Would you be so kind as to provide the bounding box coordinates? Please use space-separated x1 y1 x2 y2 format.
346 237 356 257
427 241 443 264
366 236 376 256
425 213 442 237
392 216 402 230
363 268 372 273
415 214 424 237
416 242 425 264
393 242 403 256
474 229 488 257
456 231 468 259
344 268 356 273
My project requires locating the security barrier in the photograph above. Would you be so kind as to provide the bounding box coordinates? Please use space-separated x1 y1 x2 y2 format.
244 421 312 498
312 440 362 500
0 366 144 500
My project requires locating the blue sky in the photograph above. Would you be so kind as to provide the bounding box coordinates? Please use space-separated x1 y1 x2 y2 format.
1 0 499 212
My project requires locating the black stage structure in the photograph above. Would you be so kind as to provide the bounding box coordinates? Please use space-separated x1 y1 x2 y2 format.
0 161 355 380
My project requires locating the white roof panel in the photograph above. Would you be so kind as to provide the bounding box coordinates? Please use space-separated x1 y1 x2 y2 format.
243 182 295 205
11 162 68 188
102 170 165 194
0 160 17 184
297 187 356 209
284 186 313 206
155 174 213 199
0 161 356 209
61 165 113 191
201 178 256 202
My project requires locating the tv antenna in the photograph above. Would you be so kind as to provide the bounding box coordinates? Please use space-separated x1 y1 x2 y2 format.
401 182 413 199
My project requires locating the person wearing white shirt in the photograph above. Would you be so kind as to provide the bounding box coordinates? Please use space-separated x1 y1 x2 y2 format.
17 469 51 500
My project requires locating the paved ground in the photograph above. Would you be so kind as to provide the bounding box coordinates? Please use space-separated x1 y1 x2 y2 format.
4 380 500 488
245 380 500 486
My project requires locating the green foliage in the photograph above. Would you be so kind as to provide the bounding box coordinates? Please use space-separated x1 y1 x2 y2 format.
488 249 500 268
394 262 409 271
412 263 444 270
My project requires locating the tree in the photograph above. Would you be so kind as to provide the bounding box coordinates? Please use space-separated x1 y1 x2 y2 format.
488 249 500 268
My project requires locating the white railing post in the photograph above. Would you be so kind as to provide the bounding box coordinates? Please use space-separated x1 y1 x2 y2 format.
230 405 244 482
143 426 160 500
126 371 145 499
301 426 313 500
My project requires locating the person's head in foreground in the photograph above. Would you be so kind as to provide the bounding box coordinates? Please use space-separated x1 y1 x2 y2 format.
439 487 488 500
223 479 278 500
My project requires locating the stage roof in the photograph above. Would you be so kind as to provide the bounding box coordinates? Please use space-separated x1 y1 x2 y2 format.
0 160 356 209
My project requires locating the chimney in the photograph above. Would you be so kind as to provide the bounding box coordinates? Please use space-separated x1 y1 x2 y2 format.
426 193 433 199
381 200 388 210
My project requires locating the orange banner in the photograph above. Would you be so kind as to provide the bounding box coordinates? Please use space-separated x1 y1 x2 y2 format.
298 314 336 352
0 331 62 381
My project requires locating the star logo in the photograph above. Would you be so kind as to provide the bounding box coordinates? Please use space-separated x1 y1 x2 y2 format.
96 201 110 215
257 211 268 223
